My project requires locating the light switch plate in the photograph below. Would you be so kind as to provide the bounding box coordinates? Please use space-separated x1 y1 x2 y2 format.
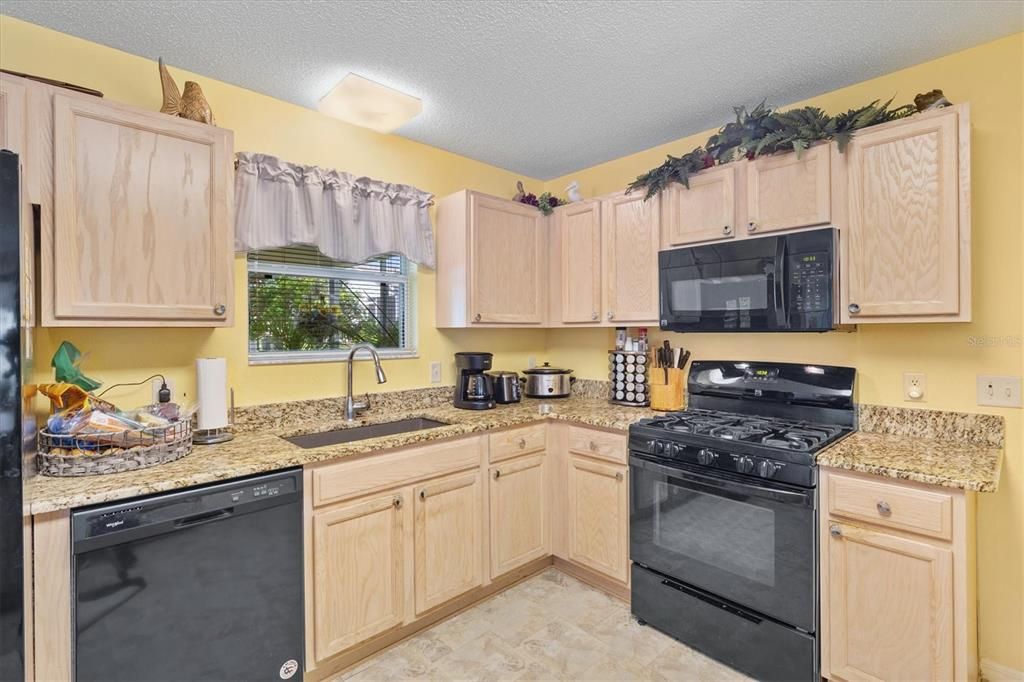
903 372 926 402
430 361 442 384
977 375 1022 408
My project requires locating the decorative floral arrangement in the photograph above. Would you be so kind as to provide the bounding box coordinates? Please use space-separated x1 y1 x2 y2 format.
513 181 566 216
626 90 950 199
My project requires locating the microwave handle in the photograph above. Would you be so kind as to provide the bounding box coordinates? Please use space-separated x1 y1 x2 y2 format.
775 239 788 329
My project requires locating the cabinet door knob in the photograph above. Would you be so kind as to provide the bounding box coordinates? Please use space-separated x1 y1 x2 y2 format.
829 524 842 537
722 225 731 234
591 312 598 321
517 438 526 449
607 311 614 321
848 303 861 314
474 313 482 322
589 441 598 452
392 496 403 509
747 221 757 233
419 489 427 500
493 469 501 480
615 471 624 482
213 303 226 316
876 500 892 516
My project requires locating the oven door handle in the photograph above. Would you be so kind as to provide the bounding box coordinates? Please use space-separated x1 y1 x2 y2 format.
629 453 813 506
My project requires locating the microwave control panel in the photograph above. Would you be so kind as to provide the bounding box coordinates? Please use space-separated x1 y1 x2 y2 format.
788 253 830 313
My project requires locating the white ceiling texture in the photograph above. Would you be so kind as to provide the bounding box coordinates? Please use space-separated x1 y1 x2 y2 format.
4 0 1022 179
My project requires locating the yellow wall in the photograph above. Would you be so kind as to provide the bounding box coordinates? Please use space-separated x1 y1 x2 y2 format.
544 33 1024 670
3 14 1021 670
0 15 551 409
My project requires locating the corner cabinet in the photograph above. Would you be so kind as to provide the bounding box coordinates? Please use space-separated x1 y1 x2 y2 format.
435 190 545 326
820 468 976 682
0 72 235 327
841 105 970 323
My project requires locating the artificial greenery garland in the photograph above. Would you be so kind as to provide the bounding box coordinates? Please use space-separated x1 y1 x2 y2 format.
626 96 923 199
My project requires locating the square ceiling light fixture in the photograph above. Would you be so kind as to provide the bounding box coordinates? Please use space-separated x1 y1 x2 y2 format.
317 73 422 133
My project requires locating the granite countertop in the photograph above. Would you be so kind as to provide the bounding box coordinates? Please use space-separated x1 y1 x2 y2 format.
817 404 1004 493
24 392 657 515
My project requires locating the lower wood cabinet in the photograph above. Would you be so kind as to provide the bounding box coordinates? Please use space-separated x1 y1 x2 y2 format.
413 471 484 615
820 467 976 682
311 490 406 663
566 454 629 583
488 453 548 578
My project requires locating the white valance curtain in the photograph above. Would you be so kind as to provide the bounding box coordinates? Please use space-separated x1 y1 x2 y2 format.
234 152 436 268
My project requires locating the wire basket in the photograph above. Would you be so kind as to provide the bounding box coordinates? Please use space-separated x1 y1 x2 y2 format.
37 420 193 477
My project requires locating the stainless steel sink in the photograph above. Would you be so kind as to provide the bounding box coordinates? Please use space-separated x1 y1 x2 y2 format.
282 417 450 449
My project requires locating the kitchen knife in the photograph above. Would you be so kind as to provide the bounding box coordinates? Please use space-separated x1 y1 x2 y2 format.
679 350 690 369
662 340 671 383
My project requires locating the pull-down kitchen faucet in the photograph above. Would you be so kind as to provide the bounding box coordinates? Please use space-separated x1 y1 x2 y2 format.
345 343 388 421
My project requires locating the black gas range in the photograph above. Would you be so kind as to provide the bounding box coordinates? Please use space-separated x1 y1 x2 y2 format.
629 360 856 682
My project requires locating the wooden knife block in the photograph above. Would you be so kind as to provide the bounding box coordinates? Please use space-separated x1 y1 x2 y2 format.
650 368 686 412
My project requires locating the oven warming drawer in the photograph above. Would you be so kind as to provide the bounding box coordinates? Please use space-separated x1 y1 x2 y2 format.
631 564 816 682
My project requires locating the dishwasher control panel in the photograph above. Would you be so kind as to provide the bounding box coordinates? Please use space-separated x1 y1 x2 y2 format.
73 469 302 547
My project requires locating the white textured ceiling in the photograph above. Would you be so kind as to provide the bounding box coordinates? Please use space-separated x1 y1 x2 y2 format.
4 0 1022 179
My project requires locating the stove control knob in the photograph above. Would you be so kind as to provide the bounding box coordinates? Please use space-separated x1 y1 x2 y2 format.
697 448 718 465
757 460 781 478
654 441 665 455
735 456 755 474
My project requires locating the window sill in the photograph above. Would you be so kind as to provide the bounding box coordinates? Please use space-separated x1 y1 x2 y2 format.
248 349 419 366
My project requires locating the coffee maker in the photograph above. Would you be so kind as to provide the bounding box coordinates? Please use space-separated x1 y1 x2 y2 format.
454 352 496 410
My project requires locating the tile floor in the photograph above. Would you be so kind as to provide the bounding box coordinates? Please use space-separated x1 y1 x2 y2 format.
334 568 752 681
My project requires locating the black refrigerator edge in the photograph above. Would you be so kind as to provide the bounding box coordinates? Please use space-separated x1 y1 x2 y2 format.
0 149 29 680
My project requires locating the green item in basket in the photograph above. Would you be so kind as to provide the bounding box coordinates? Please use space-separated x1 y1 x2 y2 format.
51 341 102 392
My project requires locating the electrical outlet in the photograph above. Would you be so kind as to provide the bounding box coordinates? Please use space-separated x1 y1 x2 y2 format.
903 372 926 402
151 376 175 403
527 356 537 369
430 361 442 384
977 375 1022 408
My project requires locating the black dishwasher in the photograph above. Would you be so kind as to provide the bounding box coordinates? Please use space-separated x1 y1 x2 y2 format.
72 469 303 682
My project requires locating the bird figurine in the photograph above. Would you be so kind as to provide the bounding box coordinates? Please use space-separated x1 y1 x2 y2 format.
512 180 526 203
914 89 951 112
159 57 216 125
566 181 583 203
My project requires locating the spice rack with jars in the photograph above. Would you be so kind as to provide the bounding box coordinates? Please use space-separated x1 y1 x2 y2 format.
609 350 650 407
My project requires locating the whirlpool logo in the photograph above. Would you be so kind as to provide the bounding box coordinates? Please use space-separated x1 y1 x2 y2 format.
279 660 298 679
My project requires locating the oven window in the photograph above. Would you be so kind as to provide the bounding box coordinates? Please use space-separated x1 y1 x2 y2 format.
652 480 776 586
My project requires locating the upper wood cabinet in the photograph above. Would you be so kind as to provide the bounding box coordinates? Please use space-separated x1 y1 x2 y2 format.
47 93 234 326
413 471 484 615
0 74 35 326
601 192 660 324
661 164 737 247
435 190 545 326
842 105 970 323
311 491 406 664
746 143 831 235
556 201 602 323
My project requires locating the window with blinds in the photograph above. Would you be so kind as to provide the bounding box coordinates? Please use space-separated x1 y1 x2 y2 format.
247 245 414 363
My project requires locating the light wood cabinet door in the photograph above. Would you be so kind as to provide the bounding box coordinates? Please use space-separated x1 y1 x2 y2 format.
489 454 548 578
469 193 544 324
413 471 484 615
844 107 967 320
49 93 233 325
558 201 602 323
601 192 659 324
312 491 406 663
0 74 35 326
567 455 628 583
661 165 736 246
827 521 953 682
746 144 830 234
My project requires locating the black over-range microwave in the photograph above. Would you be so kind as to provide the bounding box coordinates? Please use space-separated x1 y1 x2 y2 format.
658 227 838 333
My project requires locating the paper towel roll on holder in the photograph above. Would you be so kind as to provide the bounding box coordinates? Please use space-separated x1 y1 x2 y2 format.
194 387 236 445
